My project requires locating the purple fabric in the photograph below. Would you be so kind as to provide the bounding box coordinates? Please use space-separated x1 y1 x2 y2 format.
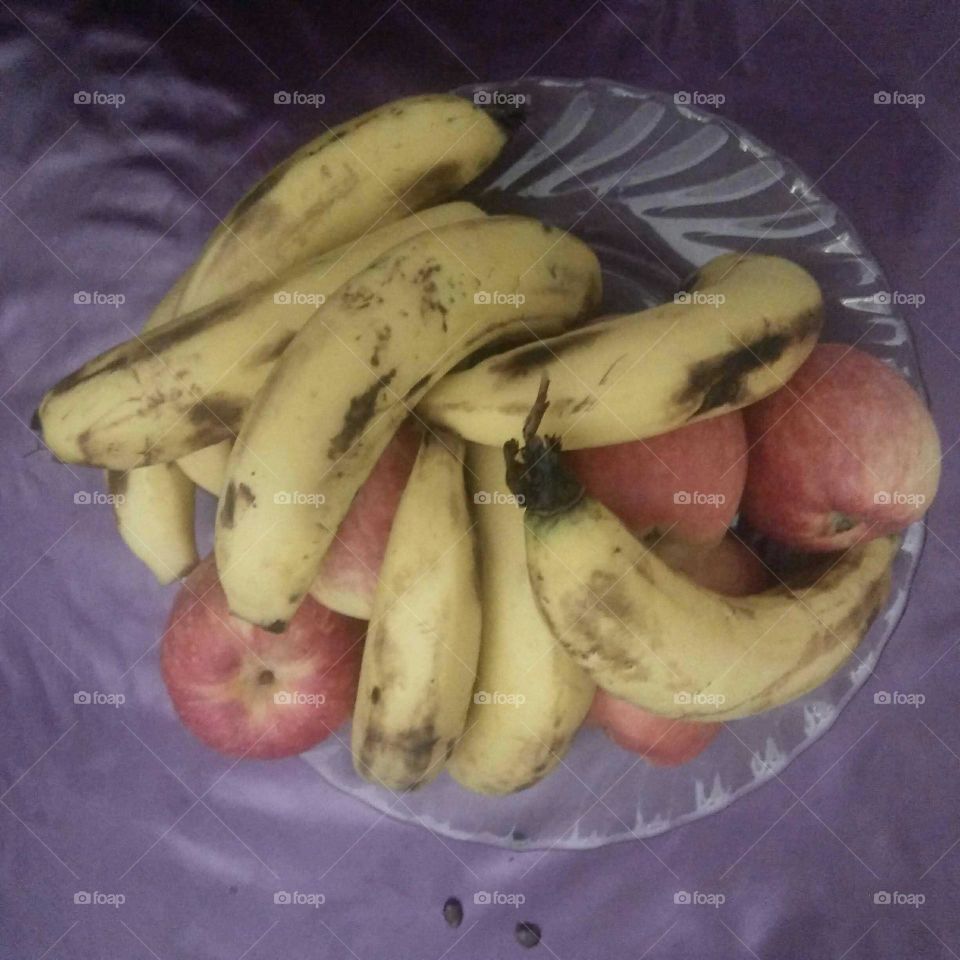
2 2 958 957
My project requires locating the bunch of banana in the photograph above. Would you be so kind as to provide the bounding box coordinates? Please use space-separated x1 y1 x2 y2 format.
175 94 508 310
418 253 823 448
91 203 484 584
446 444 594 794
214 215 601 630
352 428 481 790
98 92 506 581
37 202 485 469
501 393 898 722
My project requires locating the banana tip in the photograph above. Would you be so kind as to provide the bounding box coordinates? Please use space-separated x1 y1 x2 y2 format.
480 102 526 133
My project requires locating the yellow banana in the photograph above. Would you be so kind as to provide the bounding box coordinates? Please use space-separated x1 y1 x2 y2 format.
104 272 198 583
97 85 506 572
38 203 483 467
447 444 594 795
505 416 897 721
216 216 602 630
177 440 232 496
352 429 480 790
147 270 192 326
419 253 823 448
108 465 197 584
175 93 508 310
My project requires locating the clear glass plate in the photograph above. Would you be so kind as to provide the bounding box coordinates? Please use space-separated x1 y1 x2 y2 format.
303 76 926 849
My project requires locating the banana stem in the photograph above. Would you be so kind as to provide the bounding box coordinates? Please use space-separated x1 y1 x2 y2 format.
503 376 584 517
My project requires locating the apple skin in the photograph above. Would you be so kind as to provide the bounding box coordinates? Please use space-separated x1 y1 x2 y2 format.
741 343 941 551
652 534 770 597
563 411 747 544
161 555 366 759
312 420 420 615
586 693 722 766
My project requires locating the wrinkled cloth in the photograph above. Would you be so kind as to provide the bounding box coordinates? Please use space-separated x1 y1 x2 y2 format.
2 2 959 958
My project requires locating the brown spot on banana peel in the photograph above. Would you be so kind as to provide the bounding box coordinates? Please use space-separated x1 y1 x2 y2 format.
499 733 573 793
446 317 583 373
46 294 250 399
187 394 245 436
106 470 128 499
678 307 823 419
220 481 255 533
683 552 893 719
369 326 392 367
226 166 363 252
403 374 432 401
358 720 440 790
220 482 237 529
237 483 255 510
227 165 287 226
395 161 464 213
327 369 397 459
182 420 235 456
489 328 607 378
246 332 296 367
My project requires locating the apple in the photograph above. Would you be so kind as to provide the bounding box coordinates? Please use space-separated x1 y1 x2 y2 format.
586 692 721 766
161 554 365 759
563 410 747 544
741 343 940 551
652 534 770 596
311 420 420 617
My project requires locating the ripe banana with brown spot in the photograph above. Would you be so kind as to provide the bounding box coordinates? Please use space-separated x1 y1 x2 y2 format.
505 422 898 721
215 216 601 630
174 93 508 312
38 203 484 468
419 253 823 448
352 429 480 790
93 85 504 569
103 272 198 583
446 444 594 795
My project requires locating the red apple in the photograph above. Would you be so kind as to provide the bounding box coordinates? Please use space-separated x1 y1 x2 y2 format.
161 555 365 759
310 420 420 617
586 692 722 766
741 343 940 551
564 411 747 544
653 534 770 596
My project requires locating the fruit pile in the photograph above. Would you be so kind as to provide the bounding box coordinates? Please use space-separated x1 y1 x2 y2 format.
37 94 940 795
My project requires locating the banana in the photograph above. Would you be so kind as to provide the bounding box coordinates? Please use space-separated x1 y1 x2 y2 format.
98 85 505 569
352 428 480 790
108 464 197 584
38 202 484 468
447 444 594 795
146 269 192 326
419 253 823 448
504 409 898 721
175 93 508 312
215 216 601 630
177 440 232 495
104 272 199 583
